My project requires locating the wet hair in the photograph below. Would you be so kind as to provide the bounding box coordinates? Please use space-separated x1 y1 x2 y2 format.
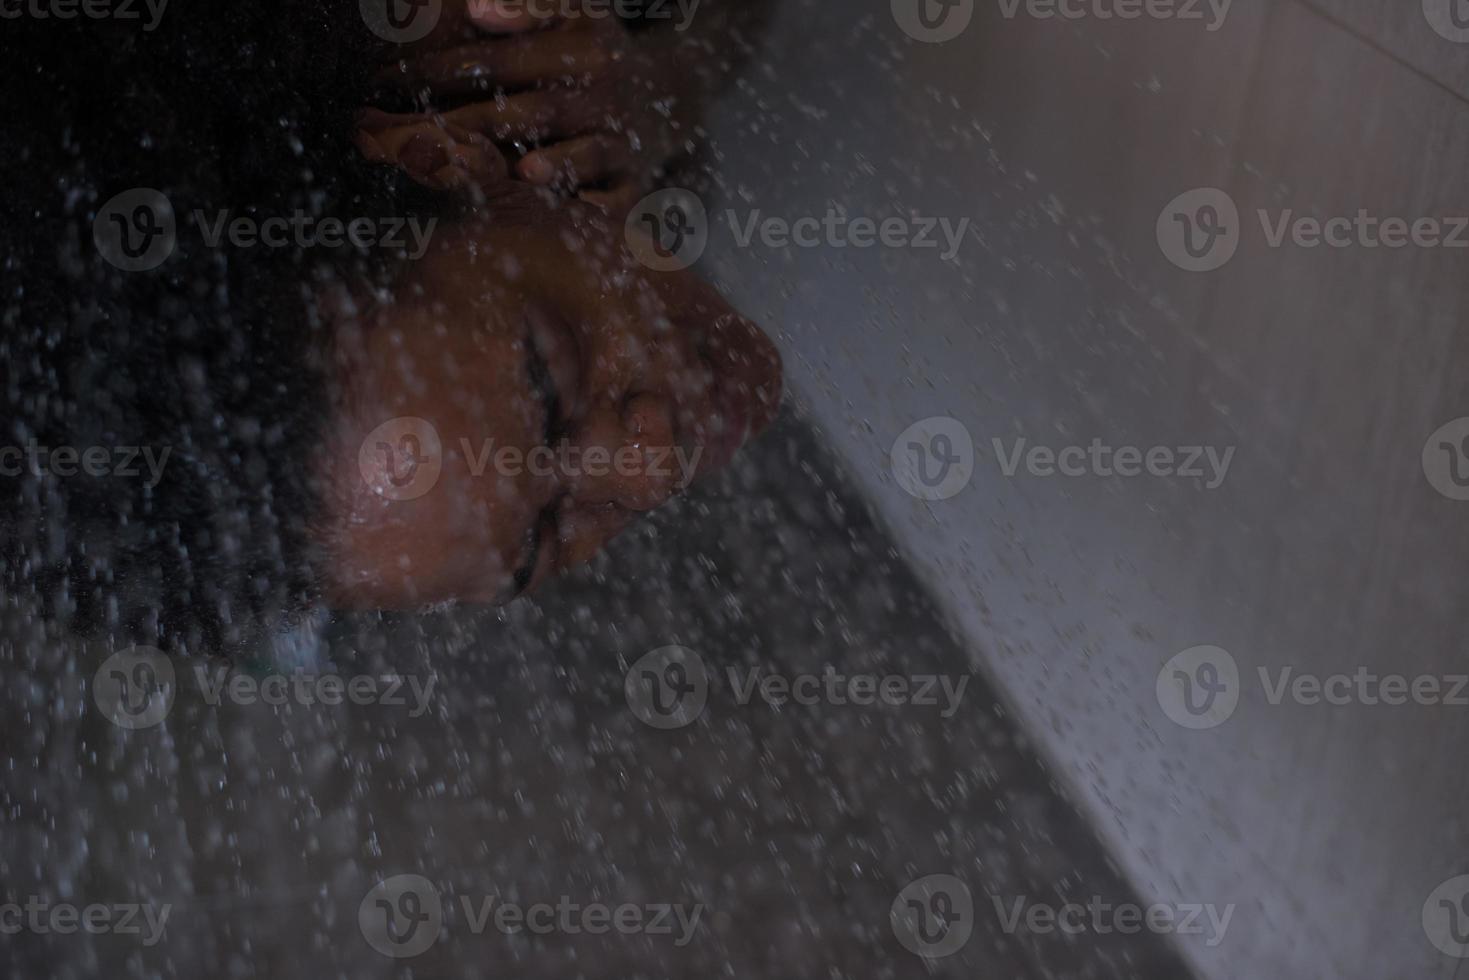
0 1 420 653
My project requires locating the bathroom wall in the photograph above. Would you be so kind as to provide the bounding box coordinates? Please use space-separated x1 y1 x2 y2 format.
701 1 1469 976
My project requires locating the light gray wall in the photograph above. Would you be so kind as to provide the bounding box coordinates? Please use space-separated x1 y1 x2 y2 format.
702 2 1469 977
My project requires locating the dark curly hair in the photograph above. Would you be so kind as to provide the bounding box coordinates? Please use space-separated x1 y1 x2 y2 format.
0 0 425 655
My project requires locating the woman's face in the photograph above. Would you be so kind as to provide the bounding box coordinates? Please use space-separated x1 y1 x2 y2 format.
313 202 782 609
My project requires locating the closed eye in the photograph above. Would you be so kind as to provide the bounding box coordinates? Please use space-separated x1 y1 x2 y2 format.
509 321 563 597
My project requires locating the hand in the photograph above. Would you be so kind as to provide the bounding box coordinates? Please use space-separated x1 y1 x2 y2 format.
372 4 693 215
354 108 509 193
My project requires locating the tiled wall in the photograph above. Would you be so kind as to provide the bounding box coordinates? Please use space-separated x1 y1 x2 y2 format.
706 2 1469 977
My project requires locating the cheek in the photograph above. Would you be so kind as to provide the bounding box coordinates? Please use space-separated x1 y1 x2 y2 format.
315 324 557 607
316 459 536 609
404 478 532 602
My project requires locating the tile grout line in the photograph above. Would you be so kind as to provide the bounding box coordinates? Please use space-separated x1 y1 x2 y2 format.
1292 0 1469 110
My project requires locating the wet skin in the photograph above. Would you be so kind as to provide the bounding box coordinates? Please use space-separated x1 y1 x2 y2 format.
363 0 702 214
312 195 782 608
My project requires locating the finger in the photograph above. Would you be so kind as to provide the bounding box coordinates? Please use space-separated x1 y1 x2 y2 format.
517 134 632 188
355 110 509 191
440 91 601 142
379 31 611 96
465 0 588 33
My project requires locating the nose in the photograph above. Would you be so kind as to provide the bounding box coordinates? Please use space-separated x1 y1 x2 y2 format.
565 393 681 512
